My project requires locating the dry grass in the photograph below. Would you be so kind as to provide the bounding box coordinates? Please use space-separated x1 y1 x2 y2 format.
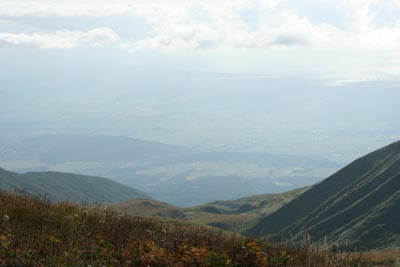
0 191 366 267
358 250 400 267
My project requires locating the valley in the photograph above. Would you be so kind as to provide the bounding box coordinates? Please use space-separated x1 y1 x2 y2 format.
1 141 400 266
0 134 339 206
2 140 400 252
2 1 400 265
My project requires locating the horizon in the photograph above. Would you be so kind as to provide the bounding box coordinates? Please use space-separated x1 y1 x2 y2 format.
1 0 400 207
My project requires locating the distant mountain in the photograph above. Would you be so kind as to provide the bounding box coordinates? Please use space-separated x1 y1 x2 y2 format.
248 141 400 250
1 134 338 206
17 134 189 163
113 150 336 207
0 167 151 203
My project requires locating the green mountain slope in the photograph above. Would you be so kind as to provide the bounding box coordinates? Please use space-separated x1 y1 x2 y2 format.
0 167 151 203
115 199 187 219
112 187 306 233
192 187 308 215
248 141 400 250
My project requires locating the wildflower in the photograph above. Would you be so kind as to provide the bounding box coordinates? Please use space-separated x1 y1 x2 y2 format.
3 215 9 221
146 229 153 235
73 214 79 218
82 210 89 215
161 229 167 234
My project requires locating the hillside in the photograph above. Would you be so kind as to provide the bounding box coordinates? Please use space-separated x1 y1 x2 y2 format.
115 199 187 219
249 141 400 250
193 187 308 215
0 190 364 267
0 167 151 203
113 188 307 233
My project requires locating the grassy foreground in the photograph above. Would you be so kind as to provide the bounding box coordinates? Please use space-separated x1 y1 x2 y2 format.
0 191 364 267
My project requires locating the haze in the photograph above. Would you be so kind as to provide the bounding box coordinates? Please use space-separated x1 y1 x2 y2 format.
1 0 400 205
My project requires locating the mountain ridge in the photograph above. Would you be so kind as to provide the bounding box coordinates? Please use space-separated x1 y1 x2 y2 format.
0 167 151 203
248 141 400 250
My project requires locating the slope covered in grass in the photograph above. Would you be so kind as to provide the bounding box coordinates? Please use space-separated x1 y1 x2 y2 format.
249 141 400 250
0 167 151 203
0 191 364 267
112 187 307 233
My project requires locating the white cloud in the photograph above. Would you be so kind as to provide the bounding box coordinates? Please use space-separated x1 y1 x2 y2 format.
0 28 120 48
0 0 399 79
1 0 399 50
0 2 133 17
1 0 399 55
125 23 219 52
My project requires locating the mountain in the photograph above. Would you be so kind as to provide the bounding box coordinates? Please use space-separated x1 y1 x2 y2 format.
0 167 151 203
112 150 336 206
17 134 189 163
112 187 307 233
131 151 335 207
248 141 400 250
192 187 308 215
0 134 338 206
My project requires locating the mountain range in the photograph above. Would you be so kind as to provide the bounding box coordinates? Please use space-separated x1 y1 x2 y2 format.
1 140 400 250
0 167 150 203
113 140 400 250
0 134 339 206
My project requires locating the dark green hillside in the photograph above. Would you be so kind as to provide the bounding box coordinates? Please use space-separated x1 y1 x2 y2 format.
0 167 151 203
249 141 400 250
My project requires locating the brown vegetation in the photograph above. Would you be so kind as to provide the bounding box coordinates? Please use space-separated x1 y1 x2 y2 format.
1 191 365 266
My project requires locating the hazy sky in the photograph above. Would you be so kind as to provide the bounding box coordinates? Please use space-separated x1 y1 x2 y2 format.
1 0 400 82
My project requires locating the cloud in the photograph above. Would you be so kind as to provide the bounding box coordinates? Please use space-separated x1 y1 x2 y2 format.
272 35 309 46
0 28 120 48
122 22 219 52
0 2 133 17
2 1 400 52
0 0 399 80
114 0 399 54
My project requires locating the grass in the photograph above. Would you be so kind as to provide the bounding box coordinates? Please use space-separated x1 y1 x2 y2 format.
0 190 366 267
359 250 400 267
111 187 308 234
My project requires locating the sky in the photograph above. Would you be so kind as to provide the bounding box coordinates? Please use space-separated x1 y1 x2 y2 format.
1 0 400 82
